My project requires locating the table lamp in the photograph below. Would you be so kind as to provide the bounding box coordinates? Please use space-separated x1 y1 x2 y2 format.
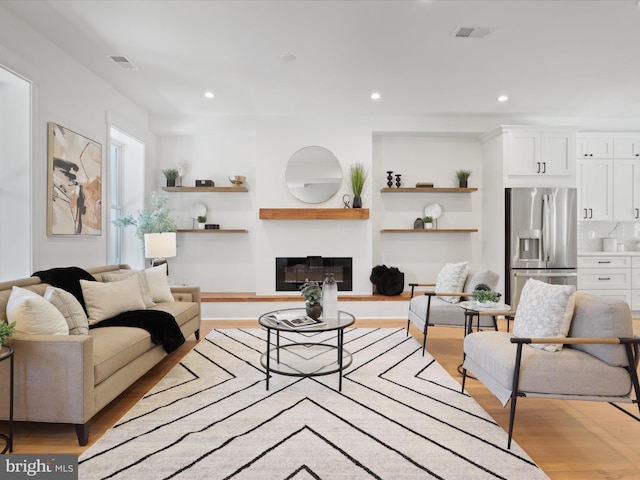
144 232 177 274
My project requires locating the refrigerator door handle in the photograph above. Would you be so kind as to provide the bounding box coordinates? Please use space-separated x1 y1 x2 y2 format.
542 193 555 263
513 272 578 278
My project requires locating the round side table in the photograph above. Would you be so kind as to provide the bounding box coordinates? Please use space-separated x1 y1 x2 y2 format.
0 344 14 453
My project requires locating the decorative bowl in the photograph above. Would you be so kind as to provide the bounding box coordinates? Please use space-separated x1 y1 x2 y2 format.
229 175 246 186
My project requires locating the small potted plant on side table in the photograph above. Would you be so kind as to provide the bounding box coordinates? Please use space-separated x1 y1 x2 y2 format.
472 289 500 307
0 320 16 347
300 279 322 320
455 169 472 188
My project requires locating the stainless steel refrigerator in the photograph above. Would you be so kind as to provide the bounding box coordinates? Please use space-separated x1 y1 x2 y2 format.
505 187 578 307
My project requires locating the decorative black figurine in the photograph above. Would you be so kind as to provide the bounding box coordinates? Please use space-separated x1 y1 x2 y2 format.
386 171 394 188
395 174 402 188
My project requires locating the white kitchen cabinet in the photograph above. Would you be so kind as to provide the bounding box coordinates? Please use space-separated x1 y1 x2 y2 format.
508 130 574 176
613 137 640 158
578 255 632 306
613 159 640 221
576 159 613 220
576 137 614 158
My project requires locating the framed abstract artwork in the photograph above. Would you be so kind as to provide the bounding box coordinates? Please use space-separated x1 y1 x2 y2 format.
47 122 102 235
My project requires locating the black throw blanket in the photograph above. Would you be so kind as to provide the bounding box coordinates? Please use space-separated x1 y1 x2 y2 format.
90 310 185 353
32 266 185 353
32 266 96 313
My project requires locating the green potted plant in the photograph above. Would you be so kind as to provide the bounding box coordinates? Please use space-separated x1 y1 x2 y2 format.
455 169 472 188
162 168 179 187
300 279 322 320
197 215 207 229
112 193 177 254
423 216 433 229
472 289 501 305
349 163 368 208
0 320 16 346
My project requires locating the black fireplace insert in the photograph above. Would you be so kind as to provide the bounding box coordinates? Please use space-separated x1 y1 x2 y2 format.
276 256 352 291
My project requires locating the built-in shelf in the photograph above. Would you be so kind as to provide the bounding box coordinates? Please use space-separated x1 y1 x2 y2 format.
177 229 248 233
259 208 369 220
163 186 248 192
381 228 478 233
380 187 477 193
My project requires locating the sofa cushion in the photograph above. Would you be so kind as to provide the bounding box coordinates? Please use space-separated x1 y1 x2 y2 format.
513 279 576 352
464 331 633 405
569 292 633 367
7 286 69 336
463 268 499 301
45 286 89 335
91 326 157 385
145 264 174 303
149 301 199 328
435 261 469 304
80 276 146 324
101 271 155 308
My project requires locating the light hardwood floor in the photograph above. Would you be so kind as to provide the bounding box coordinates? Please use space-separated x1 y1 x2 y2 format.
3 319 640 479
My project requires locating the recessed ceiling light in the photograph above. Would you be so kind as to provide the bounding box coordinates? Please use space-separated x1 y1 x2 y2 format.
370 92 381 101
498 95 508 102
204 91 214 99
280 53 296 62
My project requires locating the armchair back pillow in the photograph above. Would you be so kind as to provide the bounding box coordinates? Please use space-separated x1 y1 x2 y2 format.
435 261 469 304
513 279 576 352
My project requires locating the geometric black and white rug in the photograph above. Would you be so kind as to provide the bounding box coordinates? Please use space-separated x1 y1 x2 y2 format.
79 328 549 479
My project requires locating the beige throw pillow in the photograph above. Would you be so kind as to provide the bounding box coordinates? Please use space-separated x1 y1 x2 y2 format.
145 264 175 303
45 286 89 335
6 286 69 336
101 271 156 308
80 276 146 325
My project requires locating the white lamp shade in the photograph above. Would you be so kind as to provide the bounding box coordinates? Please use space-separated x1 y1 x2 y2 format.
144 232 177 259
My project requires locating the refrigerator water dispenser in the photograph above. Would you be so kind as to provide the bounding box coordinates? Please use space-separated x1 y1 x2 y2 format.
518 229 541 260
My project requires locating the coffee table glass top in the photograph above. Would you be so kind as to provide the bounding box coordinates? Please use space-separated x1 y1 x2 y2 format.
259 308 355 332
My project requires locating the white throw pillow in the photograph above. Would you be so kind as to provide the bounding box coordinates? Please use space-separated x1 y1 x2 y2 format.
435 261 469 304
80 276 146 325
44 286 89 335
101 271 156 308
6 286 69 336
144 264 175 303
513 279 576 352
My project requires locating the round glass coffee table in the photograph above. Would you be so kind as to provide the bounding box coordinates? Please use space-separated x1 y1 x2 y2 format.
258 308 355 391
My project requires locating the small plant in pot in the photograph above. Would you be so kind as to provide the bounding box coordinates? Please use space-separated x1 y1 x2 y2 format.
423 216 433 229
472 289 501 306
0 320 16 346
197 215 207 229
162 168 180 187
349 163 368 208
300 279 322 320
455 169 472 188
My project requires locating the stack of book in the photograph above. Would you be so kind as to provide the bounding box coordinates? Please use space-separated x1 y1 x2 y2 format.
264 312 326 329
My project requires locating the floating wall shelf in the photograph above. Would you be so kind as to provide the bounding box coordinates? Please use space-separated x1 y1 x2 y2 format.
163 186 248 192
380 187 477 193
381 229 478 233
259 208 369 220
177 229 248 233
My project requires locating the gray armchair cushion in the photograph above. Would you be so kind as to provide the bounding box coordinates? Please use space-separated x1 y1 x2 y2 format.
463 268 499 301
464 331 633 406
569 292 633 367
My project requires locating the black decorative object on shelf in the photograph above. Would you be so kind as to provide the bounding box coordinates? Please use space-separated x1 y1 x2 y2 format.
413 218 424 229
386 171 394 188
395 174 402 188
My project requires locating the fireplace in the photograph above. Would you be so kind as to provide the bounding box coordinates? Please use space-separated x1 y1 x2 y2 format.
276 256 352 291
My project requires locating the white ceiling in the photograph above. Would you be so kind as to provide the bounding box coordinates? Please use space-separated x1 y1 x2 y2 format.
4 0 640 119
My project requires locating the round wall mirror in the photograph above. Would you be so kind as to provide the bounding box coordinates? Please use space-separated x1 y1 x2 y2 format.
285 146 343 204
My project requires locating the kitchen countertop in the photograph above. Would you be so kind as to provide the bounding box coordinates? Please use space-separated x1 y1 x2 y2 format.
578 251 640 256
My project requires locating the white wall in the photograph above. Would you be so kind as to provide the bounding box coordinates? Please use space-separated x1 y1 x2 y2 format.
0 5 154 273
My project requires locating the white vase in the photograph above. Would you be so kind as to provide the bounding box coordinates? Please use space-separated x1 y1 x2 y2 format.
198 222 205 230
425 223 433 229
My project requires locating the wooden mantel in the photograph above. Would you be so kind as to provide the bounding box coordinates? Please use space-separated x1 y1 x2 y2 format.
259 208 369 220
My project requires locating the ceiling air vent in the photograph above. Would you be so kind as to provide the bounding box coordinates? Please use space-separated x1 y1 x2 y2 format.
453 26 491 38
108 55 138 70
